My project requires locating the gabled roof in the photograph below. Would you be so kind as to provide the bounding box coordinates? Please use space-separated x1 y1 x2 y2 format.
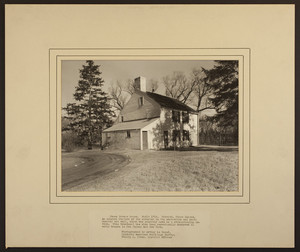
143 91 196 113
103 117 159 132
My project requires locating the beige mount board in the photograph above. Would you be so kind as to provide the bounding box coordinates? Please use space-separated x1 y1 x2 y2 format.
5 5 294 247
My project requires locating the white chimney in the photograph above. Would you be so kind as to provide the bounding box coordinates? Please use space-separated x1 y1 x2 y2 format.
134 76 146 92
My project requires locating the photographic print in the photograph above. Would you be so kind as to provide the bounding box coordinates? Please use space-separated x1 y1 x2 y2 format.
7 4 294 247
61 60 239 192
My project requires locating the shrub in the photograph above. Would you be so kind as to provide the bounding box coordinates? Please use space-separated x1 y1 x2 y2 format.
62 131 78 152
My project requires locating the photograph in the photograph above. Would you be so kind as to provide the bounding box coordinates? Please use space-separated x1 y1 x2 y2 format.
4 3 295 248
61 60 239 192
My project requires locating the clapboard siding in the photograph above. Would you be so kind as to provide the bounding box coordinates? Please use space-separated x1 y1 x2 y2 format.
120 92 160 122
104 130 141 150
125 130 141 149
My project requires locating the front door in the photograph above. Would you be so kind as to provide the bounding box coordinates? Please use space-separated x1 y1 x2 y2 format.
142 131 148 150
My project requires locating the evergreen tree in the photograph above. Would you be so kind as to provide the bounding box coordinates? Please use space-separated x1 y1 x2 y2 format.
203 61 238 143
63 60 114 149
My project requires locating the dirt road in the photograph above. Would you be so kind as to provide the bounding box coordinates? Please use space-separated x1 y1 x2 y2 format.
61 150 130 191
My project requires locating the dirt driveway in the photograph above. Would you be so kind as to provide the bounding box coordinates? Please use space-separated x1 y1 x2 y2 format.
62 150 130 191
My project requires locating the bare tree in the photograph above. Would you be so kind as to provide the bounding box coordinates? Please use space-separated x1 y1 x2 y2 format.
123 79 136 95
191 68 214 112
163 71 196 104
148 79 159 92
109 78 142 112
110 81 129 111
110 78 159 111
123 78 159 93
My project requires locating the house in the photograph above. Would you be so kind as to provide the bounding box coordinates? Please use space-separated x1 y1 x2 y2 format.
103 76 198 150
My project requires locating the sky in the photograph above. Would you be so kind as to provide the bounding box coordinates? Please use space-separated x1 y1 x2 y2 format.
61 60 216 110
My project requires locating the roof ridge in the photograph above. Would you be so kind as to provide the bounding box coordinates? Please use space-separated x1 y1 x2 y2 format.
142 91 196 113
145 91 187 104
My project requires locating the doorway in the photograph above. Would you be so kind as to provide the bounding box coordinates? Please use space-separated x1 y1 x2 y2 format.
142 131 148 150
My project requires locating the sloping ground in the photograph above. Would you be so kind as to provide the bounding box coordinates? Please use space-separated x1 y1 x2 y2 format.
68 148 238 192
62 150 130 191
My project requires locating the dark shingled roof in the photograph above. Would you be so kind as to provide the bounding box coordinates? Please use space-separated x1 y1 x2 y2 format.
144 91 196 113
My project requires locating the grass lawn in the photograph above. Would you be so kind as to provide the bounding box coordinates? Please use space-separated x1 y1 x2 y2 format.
69 147 238 192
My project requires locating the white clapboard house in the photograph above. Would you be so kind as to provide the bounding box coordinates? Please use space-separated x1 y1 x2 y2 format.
103 76 198 150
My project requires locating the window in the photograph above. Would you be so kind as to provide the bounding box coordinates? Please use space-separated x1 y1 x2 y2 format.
164 131 169 148
183 130 190 141
182 112 189 124
127 130 131 138
172 130 181 142
172 110 180 123
138 97 144 107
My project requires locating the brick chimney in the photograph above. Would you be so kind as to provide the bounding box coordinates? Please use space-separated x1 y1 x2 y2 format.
134 76 146 92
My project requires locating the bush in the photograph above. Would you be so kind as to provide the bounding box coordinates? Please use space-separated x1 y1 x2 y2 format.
62 131 78 152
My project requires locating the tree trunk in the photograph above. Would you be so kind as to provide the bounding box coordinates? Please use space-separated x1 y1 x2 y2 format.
88 89 93 150
88 140 92 150
99 128 103 150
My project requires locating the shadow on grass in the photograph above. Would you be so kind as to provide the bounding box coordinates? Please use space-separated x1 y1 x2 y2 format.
161 145 238 152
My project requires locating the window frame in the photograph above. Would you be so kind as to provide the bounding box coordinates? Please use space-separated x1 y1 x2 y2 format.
183 130 190 141
138 97 144 107
182 111 189 124
172 130 181 142
172 110 180 123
